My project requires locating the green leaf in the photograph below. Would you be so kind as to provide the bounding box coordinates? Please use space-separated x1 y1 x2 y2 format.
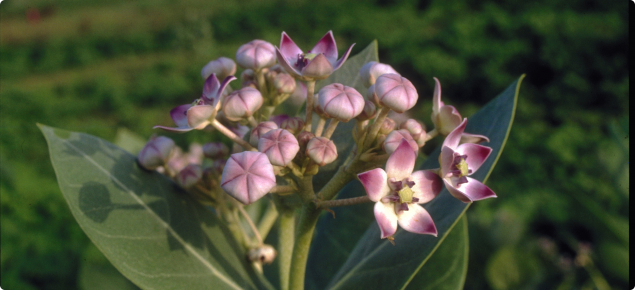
39 124 273 290
311 41 379 192
404 215 468 290
312 75 523 290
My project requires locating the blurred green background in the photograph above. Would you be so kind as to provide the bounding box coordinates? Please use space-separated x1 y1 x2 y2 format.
0 0 628 289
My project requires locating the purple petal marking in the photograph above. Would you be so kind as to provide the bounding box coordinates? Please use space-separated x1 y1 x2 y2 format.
432 77 443 114
410 170 443 204
456 143 492 174
358 168 390 202
397 204 437 236
444 177 497 203
300 53 333 79
170 104 191 128
442 118 466 150
203 74 220 100
460 133 490 144
440 146 455 178
186 105 215 129
332 43 355 71
275 46 302 78
311 31 338 62
152 125 194 133
280 32 303 61
386 139 416 181
374 201 399 239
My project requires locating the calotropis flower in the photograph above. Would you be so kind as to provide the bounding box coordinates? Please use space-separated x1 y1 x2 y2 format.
275 31 355 81
439 119 497 203
154 74 236 132
431 78 489 143
221 151 276 205
358 140 442 239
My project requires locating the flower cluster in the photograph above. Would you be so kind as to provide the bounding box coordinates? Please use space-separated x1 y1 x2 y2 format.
139 30 498 254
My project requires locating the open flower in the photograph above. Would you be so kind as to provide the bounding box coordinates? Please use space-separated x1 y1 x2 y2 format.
431 78 489 143
154 74 236 132
439 119 496 203
358 140 442 239
275 31 355 81
221 151 276 205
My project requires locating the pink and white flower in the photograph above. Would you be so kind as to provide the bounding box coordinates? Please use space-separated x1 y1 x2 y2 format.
154 74 236 132
439 119 497 203
275 31 355 81
358 140 442 239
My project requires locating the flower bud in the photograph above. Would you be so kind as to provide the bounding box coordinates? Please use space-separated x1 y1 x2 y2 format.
236 40 277 71
137 136 175 170
269 115 290 126
294 131 315 162
250 121 278 147
203 142 229 159
359 61 399 87
356 99 377 121
400 119 425 135
413 131 427 147
280 117 304 135
258 129 300 166
222 87 263 121
241 69 255 83
201 57 236 80
274 73 296 94
288 81 307 108
306 137 338 166
374 73 418 113
221 151 276 204
317 83 365 122
383 129 418 155
248 244 277 264
176 164 203 188
379 117 396 135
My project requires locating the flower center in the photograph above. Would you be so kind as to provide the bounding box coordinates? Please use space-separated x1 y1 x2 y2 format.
296 52 319 70
398 186 414 204
456 158 469 177
382 178 419 214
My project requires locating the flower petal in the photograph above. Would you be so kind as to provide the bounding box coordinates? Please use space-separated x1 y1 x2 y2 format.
386 139 416 180
374 202 398 239
397 204 437 236
214 75 237 108
460 132 490 144
432 77 444 115
358 168 390 202
456 143 492 174
301 53 333 80
186 105 215 128
442 118 466 150
202 73 220 100
439 146 455 178
444 177 497 203
310 30 338 63
152 125 194 133
410 170 443 204
279 32 303 62
275 46 302 79
437 106 463 135
170 104 191 128
332 43 355 71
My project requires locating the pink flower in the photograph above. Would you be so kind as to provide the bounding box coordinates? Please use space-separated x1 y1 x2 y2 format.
221 151 276 204
154 74 236 132
358 140 442 239
258 129 300 166
275 31 355 81
439 119 496 203
431 78 489 143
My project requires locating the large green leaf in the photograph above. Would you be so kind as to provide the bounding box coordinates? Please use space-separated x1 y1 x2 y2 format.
311 41 379 192
39 125 273 290
308 75 523 290
404 215 468 290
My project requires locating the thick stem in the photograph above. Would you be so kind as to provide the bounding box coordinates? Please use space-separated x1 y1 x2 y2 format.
304 81 316 132
288 205 320 290
278 209 295 290
425 128 438 141
247 115 258 127
322 119 340 139
257 200 279 240
269 185 296 194
256 69 268 99
314 117 327 137
362 107 390 149
211 119 256 151
316 195 371 208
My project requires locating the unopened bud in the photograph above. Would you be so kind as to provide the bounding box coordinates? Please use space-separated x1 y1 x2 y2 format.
201 57 236 80
176 164 203 188
359 61 399 87
222 87 263 121
248 244 277 264
221 152 276 204
236 40 277 71
280 117 304 135
274 73 296 94
356 100 377 121
317 83 365 122
379 117 396 135
258 129 300 166
374 73 418 113
138 136 175 170
306 137 338 166
383 129 418 155
250 121 279 147
203 142 229 159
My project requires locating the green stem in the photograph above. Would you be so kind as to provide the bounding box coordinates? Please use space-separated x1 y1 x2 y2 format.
322 119 339 139
288 204 320 290
278 209 296 290
304 81 316 132
362 107 390 149
257 200 279 240
316 195 371 208
314 117 327 137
